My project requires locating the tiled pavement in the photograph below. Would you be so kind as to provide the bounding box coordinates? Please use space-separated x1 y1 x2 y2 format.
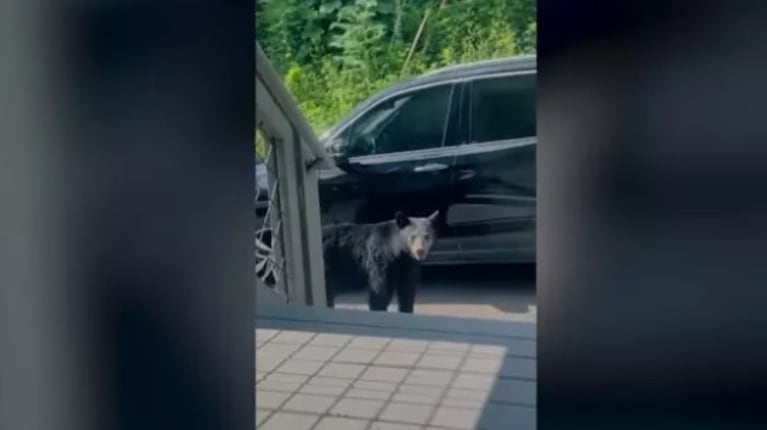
256 304 536 430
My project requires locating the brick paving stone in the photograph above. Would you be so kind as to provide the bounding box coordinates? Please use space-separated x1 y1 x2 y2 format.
317 362 367 379
329 398 386 419
461 356 503 374
257 342 302 358
348 336 389 349
255 390 290 409
440 397 484 409
360 366 409 383
271 330 315 344
405 369 454 387
314 417 369 430
257 373 309 392
255 329 278 343
428 341 470 353
281 393 337 414
391 392 440 404
430 406 482 429
333 348 380 364
417 353 464 371
255 354 287 373
386 339 429 352
309 333 351 347
293 345 340 361
346 388 391 400
300 383 347 396
374 351 421 367
369 422 420 430
309 375 355 388
258 412 318 430
398 384 444 397
353 380 398 392
275 359 326 376
379 402 434 425
255 408 272 427
451 373 495 391
469 344 506 356
445 388 489 401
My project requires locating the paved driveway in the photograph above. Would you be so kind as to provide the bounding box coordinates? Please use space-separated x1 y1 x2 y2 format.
335 264 536 323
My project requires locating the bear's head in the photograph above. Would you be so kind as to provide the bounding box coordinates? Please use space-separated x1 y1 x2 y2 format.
394 210 439 261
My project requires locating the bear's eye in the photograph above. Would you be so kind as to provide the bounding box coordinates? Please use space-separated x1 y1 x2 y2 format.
424 234 431 241
410 235 416 242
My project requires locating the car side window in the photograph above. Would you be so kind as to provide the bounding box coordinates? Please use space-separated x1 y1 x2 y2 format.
470 74 536 143
340 84 455 156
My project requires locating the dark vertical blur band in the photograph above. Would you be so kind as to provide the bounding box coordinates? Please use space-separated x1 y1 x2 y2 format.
540 1 767 428
0 1 255 430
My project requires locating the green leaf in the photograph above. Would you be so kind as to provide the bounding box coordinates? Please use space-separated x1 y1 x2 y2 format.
376 1 394 15
319 0 342 15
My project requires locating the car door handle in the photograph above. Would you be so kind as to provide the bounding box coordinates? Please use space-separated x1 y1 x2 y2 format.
413 163 447 172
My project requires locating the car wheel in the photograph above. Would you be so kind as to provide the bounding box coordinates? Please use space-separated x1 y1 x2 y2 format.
254 227 278 286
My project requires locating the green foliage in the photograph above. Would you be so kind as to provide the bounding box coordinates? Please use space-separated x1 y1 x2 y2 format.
257 0 536 134
255 129 267 160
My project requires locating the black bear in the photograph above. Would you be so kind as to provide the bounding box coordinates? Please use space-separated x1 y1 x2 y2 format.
322 211 439 313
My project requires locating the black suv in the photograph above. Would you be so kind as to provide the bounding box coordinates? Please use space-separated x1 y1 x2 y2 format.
258 55 536 266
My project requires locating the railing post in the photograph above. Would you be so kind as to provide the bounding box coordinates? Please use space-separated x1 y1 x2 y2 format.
273 128 309 305
298 142 327 307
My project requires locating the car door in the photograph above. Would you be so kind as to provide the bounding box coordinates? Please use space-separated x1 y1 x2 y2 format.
324 82 463 262
447 72 537 263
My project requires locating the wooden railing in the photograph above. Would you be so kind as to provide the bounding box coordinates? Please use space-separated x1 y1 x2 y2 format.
255 41 332 306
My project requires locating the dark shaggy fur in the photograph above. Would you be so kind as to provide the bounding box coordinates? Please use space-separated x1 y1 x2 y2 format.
322 212 437 313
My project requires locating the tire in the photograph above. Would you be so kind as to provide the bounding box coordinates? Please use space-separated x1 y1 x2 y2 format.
254 227 278 286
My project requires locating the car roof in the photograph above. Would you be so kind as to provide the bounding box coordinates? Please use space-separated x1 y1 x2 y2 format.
321 54 537 141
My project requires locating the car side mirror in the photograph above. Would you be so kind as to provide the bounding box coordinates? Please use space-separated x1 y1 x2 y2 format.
332 151 368 174
334 153 351 168
329 138 356 171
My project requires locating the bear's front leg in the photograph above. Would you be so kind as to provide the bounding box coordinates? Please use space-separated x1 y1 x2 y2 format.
396 264 419 314
368 289 392 312
367 267 392 311
325 282 335 308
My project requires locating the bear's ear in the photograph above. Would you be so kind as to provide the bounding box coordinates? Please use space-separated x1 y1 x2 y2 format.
394 211 410 228
427 210 440 223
